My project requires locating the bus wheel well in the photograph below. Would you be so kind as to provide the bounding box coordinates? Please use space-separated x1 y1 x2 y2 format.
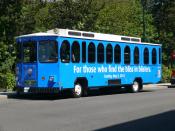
134 78 143 90
74 77 88 96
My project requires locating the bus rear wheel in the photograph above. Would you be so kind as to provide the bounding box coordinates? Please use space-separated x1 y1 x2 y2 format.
72 83 82 98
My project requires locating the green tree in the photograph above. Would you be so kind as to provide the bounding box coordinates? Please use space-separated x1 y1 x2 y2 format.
94 0 156 42
37 0 104 31
0 0 23 90
150 0 175 65
35 3 54 32
17 0 47 35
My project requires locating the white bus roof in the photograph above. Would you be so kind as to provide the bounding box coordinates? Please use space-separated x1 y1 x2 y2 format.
17 28 161 46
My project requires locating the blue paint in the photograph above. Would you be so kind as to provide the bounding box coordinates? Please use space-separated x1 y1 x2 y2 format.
16 33 162 93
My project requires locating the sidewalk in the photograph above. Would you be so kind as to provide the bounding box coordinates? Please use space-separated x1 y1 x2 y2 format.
143 83 170 90
0 92 16 100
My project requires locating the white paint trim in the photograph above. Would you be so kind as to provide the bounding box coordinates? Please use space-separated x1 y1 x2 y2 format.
17 29 161 46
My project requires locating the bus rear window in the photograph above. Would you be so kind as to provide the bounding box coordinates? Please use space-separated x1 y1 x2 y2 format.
23 41 37 63
39 41 58 63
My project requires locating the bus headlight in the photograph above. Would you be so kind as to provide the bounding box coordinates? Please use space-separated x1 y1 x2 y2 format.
27 68 33 76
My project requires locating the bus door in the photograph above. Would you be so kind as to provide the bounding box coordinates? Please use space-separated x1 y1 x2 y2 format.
37 40 59 88
16 41 37 88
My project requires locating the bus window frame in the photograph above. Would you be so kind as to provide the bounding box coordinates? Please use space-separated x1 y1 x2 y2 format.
60 40 70 63
71 41 80 63
114 44 121 64
97 43 104 63
22 41 37 63
124 45 131 65
106 43 113 63
152 48 157 65
134 46 140 65
38 40 58 63
88 42 96 63
144 47 149 65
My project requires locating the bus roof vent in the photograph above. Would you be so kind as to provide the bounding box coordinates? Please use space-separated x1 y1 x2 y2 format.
121 37 130 41
68 31 81 36
82 33 95 38
131 38 141 42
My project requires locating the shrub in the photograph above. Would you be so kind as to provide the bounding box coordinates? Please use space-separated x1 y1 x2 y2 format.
0 72 15 92
6 73 15 91
161 65 171 83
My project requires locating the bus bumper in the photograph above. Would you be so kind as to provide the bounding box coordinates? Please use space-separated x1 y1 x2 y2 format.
16 87 60 94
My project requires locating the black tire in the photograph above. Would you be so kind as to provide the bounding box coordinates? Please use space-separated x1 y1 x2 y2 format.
16 90 23 98
82 88 88 97
72 83 82 98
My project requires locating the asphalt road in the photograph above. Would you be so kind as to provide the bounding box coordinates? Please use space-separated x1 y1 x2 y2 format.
0 84 175 131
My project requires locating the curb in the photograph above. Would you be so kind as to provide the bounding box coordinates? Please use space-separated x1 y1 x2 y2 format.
0 95 8 99
143 83 170 90
0 92 16 100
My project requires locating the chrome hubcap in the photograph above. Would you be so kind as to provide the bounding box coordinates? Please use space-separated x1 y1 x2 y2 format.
75 84 82 96
133 81 139 92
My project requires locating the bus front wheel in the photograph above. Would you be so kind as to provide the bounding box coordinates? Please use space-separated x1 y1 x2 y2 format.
72 83 82 98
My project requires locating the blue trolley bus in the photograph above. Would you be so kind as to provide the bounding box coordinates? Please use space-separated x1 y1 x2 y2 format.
16 29 162 97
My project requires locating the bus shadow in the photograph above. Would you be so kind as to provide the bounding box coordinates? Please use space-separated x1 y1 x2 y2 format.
95 110 175 131
87 88 153 97
7 88 154 100
7 92 71 100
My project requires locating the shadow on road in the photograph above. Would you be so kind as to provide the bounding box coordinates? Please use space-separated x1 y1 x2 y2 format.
7 88 154 100
95 110 175 131
7 92 68 100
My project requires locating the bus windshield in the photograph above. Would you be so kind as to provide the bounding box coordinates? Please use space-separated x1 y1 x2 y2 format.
38 41 58 63
23 41 37 63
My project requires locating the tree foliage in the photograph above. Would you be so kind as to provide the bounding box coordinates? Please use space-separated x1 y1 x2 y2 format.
36 0 104 31
1 0 175 89
150 0 175 65
95 0 157 42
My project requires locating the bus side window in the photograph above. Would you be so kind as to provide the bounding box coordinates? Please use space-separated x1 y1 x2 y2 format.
72 41 80 63
144 48 149 64
134 47 139 64
88 42 95 63
60 40 70 63
106 44 113 63
97 43 104 63
152 48 157 64
114 44 121 63
124 46 130 64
